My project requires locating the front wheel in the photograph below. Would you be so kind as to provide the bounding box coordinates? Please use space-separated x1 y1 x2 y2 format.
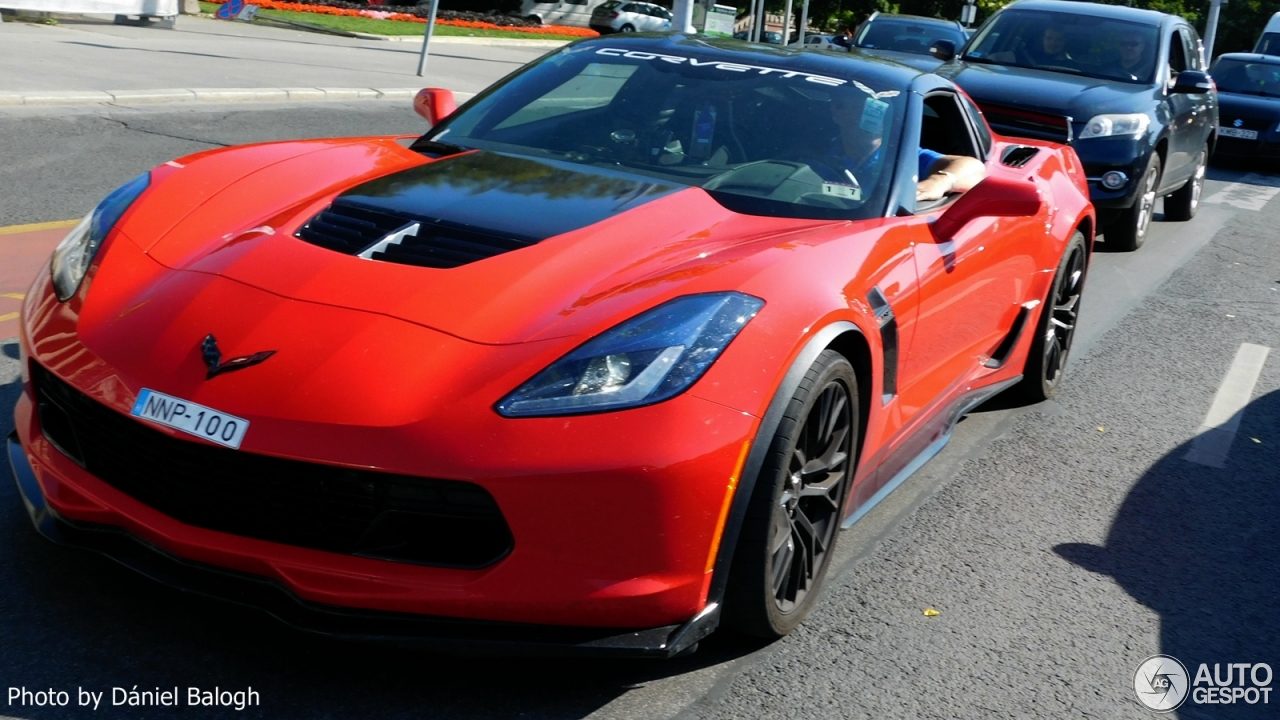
723 350 857 639
1164 143 1207 221
1015 231 1088 402
620 23 635 32
1105 153 1161 252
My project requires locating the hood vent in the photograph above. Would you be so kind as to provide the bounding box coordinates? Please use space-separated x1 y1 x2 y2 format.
1000 145 1040 168
296 201 534 270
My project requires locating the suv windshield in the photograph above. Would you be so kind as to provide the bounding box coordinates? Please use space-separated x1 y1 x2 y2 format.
1212 58 1280 97
965 10 1161 85
424 43 906 220
856 18 965 55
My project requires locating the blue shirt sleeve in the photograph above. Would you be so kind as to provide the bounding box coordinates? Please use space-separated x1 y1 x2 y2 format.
918 148 945 178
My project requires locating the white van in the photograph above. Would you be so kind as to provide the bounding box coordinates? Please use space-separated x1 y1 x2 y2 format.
1254 11 1280 56
518 0 610 27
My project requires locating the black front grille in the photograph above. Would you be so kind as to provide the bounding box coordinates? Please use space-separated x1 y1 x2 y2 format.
295 201 534 269
979 103 1072 144
32 363 512 568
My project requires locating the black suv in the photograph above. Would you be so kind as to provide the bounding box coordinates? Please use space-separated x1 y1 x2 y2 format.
936 0 1217 251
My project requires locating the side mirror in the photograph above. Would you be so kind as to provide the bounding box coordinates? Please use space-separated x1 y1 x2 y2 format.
414 88 457 126
931 175 1041 239
930 39 956 62
1171 69 1213 94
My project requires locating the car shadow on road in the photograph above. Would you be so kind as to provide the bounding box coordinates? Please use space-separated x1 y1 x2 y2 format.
1054 388 1280 719
0 340 766 720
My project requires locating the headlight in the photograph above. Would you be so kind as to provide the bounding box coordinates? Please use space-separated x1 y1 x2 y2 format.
51 172 150 301
496 292 764 417
1078 113 1150 139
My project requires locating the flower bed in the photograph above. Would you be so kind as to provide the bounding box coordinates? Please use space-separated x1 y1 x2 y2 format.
205 0 598 35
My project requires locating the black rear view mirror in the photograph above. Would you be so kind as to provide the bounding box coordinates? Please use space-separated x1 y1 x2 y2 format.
930 40 956 62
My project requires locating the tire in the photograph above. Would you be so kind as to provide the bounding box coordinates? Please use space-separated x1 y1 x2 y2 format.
723 349 857 639
620 23 635 32
1105 153 1160 252
1015 231 1088 403
1164 144 1207 221
527 14 542 24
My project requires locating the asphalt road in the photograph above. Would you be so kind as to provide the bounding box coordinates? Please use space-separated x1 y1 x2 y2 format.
1 104 1278 720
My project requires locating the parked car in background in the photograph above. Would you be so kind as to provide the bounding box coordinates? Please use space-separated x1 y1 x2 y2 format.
1210 53 1280 162
937 0 1217 251
1253 11 1280 55
794 34 841 51
589 0 671 33
853 13 967 71
733 29 784 44
518 0 608 27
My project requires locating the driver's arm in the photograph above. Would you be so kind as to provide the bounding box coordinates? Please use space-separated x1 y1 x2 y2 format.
917 155 986 202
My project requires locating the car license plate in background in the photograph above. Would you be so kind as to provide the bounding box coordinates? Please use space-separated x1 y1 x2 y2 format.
1219 126 1259 140
130 389 249 449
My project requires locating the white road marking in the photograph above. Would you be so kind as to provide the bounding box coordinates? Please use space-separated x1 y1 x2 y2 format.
1185 343 1271 468
1203 173 1280 211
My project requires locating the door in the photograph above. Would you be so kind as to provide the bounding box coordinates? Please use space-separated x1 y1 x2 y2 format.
561 0 591 27
900 93 1038 417
1162 27 1196 185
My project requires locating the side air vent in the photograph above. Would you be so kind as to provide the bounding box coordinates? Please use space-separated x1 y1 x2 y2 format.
295 201 536 270
1001 146 1040 168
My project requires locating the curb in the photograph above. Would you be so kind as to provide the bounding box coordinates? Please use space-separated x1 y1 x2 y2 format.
0 87 471 107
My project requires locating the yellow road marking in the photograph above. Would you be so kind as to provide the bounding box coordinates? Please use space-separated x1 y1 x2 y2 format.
0 219 78 236
2 293 25 300
0 312 18 323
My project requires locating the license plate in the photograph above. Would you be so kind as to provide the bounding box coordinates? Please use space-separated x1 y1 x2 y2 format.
1219 126 1258 140
130 389 249 449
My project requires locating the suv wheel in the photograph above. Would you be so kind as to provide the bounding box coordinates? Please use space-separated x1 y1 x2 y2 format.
1106 153 1161 252
1164 144 1207 222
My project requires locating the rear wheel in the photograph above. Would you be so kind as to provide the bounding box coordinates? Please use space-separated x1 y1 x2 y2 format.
724 350 856 639
620 23 635 32
1164 143 1207 221
1106 153 1160 252
1016 231 1087 402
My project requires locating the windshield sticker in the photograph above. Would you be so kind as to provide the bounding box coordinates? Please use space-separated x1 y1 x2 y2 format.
822 182 861 200
594 47 849 87
861 98 889 133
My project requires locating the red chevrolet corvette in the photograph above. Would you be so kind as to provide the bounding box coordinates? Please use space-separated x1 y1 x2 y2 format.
8 35 1094 656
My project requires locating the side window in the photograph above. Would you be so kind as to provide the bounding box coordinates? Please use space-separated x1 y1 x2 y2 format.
959 94 991 159
920 93 981 162
1168 30 1187 77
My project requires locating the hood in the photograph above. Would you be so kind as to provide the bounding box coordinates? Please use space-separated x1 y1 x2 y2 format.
940 61 1158 125
120 139 837 346
1217 92 1280 125
855 47 944 73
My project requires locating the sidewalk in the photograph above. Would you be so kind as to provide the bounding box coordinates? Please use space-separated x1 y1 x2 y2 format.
0 14 556 104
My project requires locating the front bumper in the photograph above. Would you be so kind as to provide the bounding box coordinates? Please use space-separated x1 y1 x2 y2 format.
1072 136 1154 210
7 431 720 658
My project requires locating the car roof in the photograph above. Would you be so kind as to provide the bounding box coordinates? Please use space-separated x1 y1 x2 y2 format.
1000 0 1171 27
1216 52 1280 66
576 34 930 88
866 13 962 29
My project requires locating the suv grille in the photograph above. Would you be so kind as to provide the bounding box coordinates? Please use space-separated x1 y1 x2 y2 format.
978 103 1072 144
295 201 534 269
32 363 513 568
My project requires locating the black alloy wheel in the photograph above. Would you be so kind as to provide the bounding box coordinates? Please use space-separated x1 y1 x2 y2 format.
1106 153 1161 252
724 349 856 638
1164 144 1207 221
1017 231 1088 402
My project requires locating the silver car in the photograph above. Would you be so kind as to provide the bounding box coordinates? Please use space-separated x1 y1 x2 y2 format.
590 1 672 33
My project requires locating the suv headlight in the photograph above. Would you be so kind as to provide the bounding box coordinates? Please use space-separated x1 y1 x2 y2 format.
51 172 150 302
496 292 764 417
1078 113 1150 139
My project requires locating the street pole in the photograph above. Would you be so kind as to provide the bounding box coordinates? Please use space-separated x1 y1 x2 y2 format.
781 0 792 45
797 0 808 45
1203 0 1224 62
416 0 440 77
753 0 765 42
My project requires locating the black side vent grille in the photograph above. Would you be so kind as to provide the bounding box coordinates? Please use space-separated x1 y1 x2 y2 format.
295 203 410 255
1001 145 1040 168
295 202 535 269
978 103 1072 144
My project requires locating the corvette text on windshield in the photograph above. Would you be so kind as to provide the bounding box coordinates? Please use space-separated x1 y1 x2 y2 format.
594 47 848 86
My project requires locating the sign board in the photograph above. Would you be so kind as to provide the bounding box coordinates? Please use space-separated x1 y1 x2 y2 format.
701 3 734 36
0 0 178 15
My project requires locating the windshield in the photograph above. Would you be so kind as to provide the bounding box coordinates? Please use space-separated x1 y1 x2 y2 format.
1212 58 1280 97
1256 33 1280 56
424 43 906 220
965 10 1161 85
856 18 965 55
